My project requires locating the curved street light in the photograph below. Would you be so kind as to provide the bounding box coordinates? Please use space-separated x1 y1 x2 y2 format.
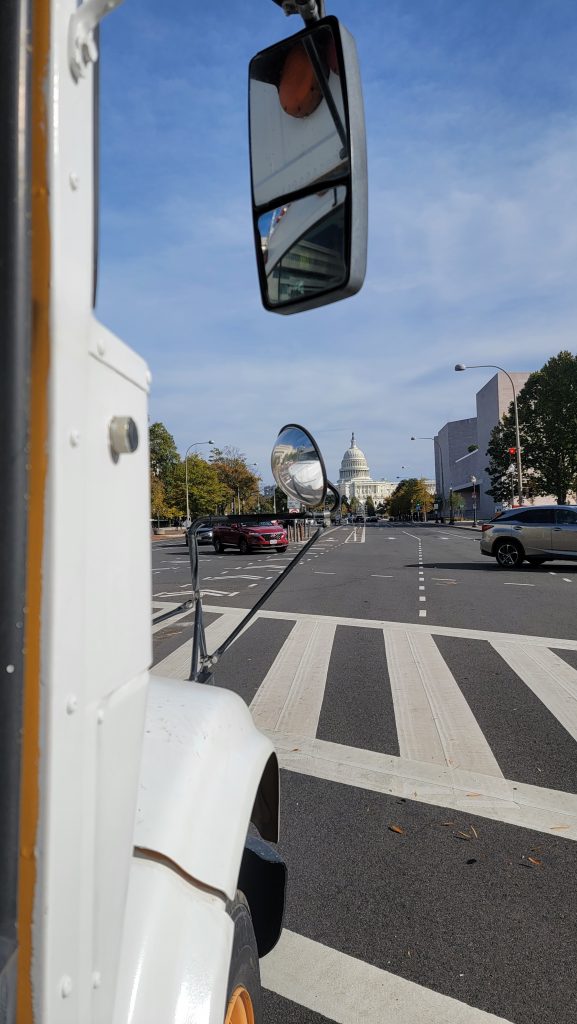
455 363 523 505
411 436 445 522
184 440 214 522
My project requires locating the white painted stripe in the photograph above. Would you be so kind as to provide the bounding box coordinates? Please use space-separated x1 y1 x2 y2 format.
492 643 577 743
152 609 247 678
270 732 577 839
419 610 427 617
384 630 503 776
262 929 513 1023
419 596 426 601
250 619 336 736
201 604 577 650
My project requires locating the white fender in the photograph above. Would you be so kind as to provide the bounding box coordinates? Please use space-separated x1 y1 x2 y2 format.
134 675 278 901
113 856 232 1024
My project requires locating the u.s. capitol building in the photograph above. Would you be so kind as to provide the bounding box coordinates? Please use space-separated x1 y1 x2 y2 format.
337 434 396 505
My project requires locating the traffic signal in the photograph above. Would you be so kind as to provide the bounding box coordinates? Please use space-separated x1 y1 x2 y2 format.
508 447 516 455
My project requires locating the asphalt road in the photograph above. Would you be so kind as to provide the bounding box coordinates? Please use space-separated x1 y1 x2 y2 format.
151 523 577 1024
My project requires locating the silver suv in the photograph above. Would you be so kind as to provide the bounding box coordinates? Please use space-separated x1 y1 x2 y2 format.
480 505 577 568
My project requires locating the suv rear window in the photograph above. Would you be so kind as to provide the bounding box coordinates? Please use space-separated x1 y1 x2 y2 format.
556 509 577 525
515 508 555 524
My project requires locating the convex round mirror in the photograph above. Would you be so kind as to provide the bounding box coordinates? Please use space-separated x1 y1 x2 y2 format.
271 424 327 509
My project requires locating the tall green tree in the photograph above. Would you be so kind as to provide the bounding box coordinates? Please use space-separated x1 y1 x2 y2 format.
149 422 180 481
485 351 577 504
178 454 229 517
389 478 433 518
365 496 376 516
210 446 260 512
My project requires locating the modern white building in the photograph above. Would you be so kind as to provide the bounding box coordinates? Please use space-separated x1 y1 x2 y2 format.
433 371 571 520
337 434 396 506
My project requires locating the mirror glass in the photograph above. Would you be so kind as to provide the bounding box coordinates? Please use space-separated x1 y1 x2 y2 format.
249 22 348 208
271 424 327 509
258 187 347 306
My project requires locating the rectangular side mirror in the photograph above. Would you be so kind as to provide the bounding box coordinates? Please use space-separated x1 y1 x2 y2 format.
249 16 367 314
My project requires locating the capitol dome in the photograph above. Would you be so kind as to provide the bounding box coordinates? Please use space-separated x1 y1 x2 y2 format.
339 433 371 482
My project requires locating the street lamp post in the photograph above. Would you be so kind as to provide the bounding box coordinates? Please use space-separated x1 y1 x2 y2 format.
411 436 445 523
184 440 213 523
470 475 477 527
455 363 523 505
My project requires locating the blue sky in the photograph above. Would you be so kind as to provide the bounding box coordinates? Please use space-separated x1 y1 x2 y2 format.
97 0 577 485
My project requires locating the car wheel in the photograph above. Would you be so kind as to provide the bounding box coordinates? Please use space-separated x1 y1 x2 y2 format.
276 547 287 553
527 557 547 566
495 539 524 568
214 539 224 554
224 892 262 1024
239 537 249 555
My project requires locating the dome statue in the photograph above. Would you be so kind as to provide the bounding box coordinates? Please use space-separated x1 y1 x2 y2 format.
339 432 371 482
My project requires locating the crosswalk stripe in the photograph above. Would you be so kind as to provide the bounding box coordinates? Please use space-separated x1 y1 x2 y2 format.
250 619 336 736
384 630 503 777
491 643 577 743
262 929 514 1023
152 610 247 679
269 732 577 838
201 605 577 650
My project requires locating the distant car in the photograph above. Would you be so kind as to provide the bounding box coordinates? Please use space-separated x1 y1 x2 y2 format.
366 515 378 523
213 519 288 554
353 515 364 523
184 523 214 547
480 505 577 568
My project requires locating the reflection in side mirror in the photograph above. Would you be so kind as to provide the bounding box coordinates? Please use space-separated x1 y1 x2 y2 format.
271 424 327 509
249 17 367 314
259 187 347 306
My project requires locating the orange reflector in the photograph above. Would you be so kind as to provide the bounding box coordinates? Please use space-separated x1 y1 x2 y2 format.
279 44 322 118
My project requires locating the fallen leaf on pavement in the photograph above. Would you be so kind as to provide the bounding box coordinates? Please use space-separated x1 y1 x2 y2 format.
470 825 478 839
528 857 542 867
389 824 406 835
550 825 570 831
455 831 472 841
466 792 481 798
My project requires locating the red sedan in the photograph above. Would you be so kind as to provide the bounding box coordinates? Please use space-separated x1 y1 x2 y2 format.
212 519 288 554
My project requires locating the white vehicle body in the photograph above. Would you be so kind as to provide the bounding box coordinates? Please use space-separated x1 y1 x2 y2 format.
11 1 279 1021
2 0 365 1019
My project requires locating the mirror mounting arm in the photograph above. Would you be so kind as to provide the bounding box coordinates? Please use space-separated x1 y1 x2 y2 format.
193 526 322 685
302 36 347 155
279 0 326 23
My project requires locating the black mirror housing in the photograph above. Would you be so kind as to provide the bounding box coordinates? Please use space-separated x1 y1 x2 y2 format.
249 17 367 314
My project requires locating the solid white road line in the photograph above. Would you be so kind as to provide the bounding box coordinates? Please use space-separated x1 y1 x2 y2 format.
262 930 514 1024
270 732 577 839
384 630 503 776
419 610 427 617
250 619 336 736
491 643 577 743
152 609 247 678
201 604 577 650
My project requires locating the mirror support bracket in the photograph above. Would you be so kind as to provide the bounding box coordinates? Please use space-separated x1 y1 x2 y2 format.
69 0 125 80
278 1 325 23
